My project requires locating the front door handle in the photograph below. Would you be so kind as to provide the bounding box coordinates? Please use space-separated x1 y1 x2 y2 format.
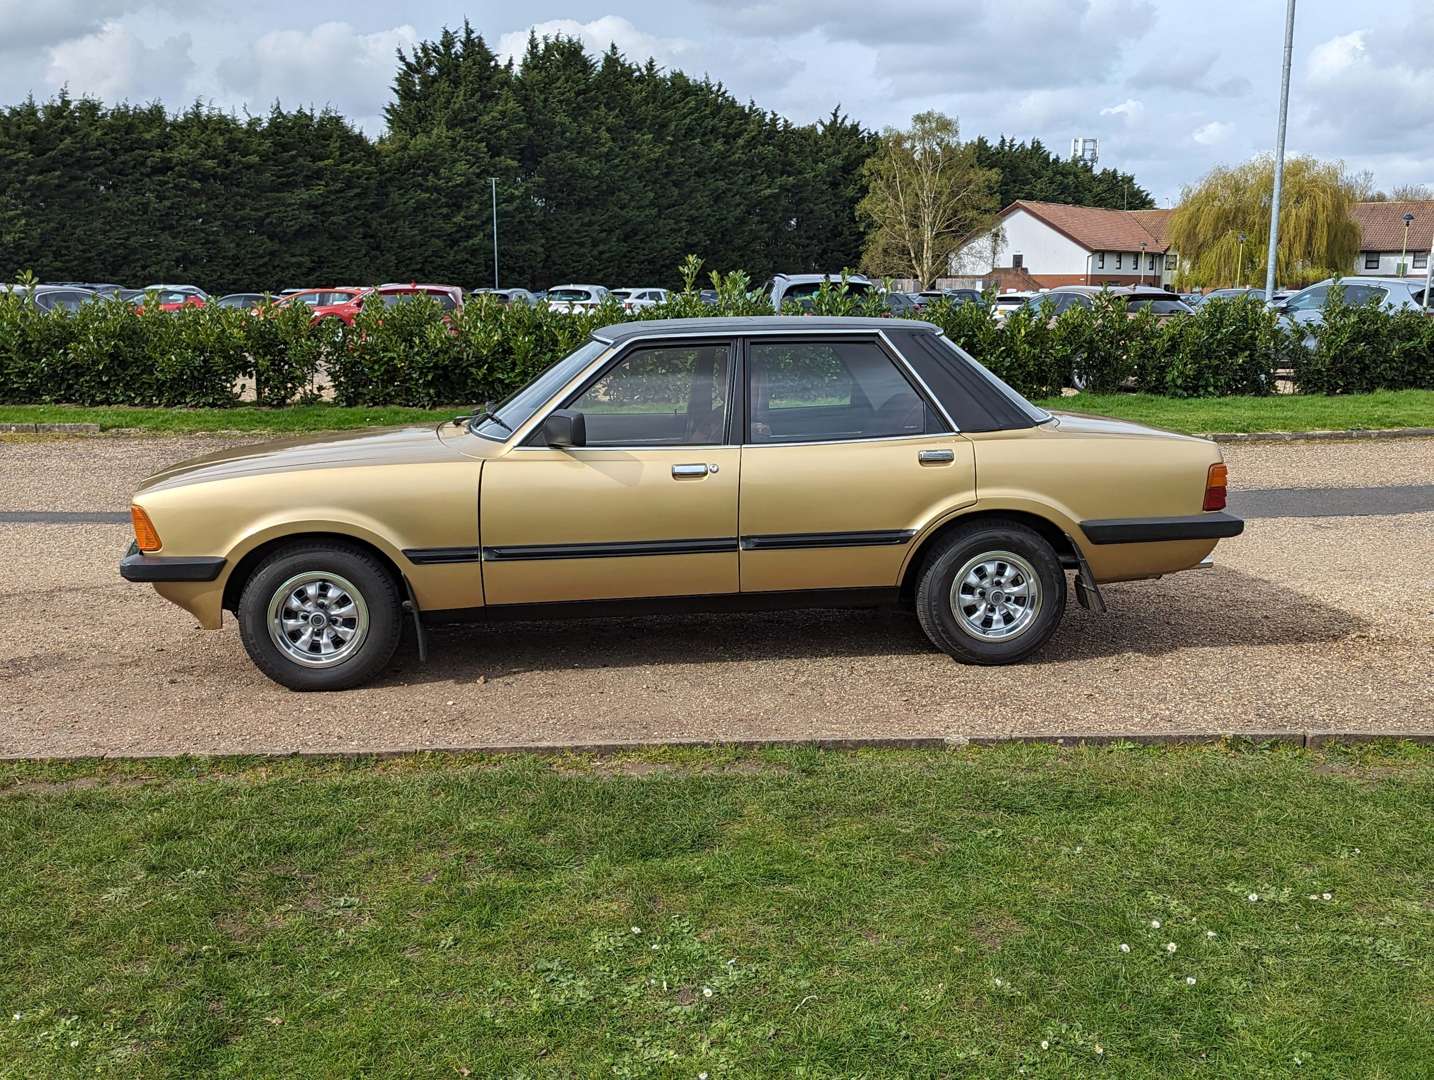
672 463 709 478
918 449 955 464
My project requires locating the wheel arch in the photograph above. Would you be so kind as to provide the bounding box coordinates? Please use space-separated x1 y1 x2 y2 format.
899 507 1078 600
222 531 406 614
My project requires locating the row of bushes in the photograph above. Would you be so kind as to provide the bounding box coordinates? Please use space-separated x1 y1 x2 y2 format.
2 269 1431 408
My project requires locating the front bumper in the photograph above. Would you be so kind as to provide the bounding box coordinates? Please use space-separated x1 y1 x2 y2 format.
119 542 226 583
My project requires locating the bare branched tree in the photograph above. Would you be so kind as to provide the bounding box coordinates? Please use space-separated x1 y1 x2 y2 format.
857 112 999 288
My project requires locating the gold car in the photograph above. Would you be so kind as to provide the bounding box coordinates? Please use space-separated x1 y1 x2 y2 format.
122 316 1243 690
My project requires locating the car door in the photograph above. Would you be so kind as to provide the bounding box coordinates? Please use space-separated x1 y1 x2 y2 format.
479 338 741 606
737 335 976 594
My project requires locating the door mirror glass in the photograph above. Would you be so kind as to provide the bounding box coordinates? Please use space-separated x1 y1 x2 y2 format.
543 409 587 448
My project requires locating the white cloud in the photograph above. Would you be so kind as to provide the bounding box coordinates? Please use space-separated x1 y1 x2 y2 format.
496 16 697 70
1191 120 1233 145
217 22 419 130
1301 22 1434 150
46 23 194 102
1100 99 1145 124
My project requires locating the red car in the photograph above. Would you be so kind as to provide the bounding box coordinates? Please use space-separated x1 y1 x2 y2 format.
269 284 464 326
268 287 371 326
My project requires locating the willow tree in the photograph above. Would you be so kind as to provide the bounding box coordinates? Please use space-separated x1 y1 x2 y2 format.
857 111 999 287
1169 156 1363 289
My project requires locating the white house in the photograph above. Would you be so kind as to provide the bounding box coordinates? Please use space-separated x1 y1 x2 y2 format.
949 198 1434 292
1350 201 1433 277
949 200 1175 291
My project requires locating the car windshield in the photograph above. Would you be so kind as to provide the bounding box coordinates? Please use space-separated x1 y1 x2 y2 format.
378 290 456 310
1126 298 1190 314
548 288 596 302
783 280 874 300
472 338 609 441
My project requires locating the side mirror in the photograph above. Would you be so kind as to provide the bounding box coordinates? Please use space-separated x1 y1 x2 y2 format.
543 409 587 448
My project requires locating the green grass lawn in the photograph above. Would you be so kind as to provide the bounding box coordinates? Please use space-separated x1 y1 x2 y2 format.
2 743 1430 1078
2 389 1433 437
1035 390 1434 435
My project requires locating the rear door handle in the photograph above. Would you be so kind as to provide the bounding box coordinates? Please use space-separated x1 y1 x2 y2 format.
672 463 709 478
918 449 955 464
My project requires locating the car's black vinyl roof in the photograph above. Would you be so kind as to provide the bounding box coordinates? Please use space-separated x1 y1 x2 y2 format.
592 315 939 343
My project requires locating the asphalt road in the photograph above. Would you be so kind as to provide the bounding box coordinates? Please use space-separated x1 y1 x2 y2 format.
2 434 1432 757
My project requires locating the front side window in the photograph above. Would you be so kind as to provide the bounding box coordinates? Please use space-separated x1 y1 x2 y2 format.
1340 284 1388 307
747 339 933 444
1285 285 1329 312
568 343 730 446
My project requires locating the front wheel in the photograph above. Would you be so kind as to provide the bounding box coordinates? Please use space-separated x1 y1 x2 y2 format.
915 520 1066 664
237 541 403 690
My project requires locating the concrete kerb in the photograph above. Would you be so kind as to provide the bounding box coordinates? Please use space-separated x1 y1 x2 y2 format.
0 422 101 434
5 731 1432 764
1205 427 1434 443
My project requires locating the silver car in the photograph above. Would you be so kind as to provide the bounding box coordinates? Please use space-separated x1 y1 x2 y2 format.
765 273 877 310
1277 276 1429 331
0 284 98 312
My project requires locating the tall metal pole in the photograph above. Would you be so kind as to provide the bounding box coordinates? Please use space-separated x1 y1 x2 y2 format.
490 177 499 289
1423 232 1433 312
1399 213 1413 275
1264 0 1296 302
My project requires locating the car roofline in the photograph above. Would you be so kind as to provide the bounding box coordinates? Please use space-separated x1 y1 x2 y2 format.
591 316 941 343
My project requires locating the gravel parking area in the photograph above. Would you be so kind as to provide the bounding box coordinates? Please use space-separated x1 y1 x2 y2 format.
2 433 1431 758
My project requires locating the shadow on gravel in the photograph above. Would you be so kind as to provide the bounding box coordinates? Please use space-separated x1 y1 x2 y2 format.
379 567 1361 685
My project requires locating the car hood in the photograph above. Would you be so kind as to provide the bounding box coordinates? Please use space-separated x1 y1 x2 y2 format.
136 425 460 493
1046 411 1206 442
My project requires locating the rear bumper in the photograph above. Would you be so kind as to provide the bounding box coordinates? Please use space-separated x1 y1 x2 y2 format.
120 542 226 583
1079 512 1244 545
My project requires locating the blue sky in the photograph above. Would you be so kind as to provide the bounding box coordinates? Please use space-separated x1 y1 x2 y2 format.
2 1 1431 205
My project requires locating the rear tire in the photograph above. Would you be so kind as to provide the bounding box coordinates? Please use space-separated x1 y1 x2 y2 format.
237 541 403 691
915 520 1066 664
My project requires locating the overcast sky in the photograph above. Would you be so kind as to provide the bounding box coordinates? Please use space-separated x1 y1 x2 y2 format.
2 0 1431 205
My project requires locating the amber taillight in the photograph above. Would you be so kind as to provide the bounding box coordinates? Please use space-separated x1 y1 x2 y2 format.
131 505 162 551
1203 463 1228 512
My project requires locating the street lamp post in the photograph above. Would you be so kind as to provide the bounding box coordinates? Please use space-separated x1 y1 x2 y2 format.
1086 251 1094 285
1399 212 1414 276
490 177 499 290
1139 241 1147 286
1423 231 1433 313
1237 232 1246 287
1265 0 1297 303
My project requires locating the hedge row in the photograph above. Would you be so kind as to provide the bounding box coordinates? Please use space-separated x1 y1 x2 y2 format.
1 276 1430 408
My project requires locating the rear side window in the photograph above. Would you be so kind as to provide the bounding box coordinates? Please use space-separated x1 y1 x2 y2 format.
747 339 936 444
1340 284 1388 307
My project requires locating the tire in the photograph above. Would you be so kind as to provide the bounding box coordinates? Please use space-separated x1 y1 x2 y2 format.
914 519 1066 665
237 541 403 691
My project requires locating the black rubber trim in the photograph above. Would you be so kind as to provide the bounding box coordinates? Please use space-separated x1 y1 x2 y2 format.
120 548 226 582
740 529 917 551
481 537 738 562
403 546 483 565
1080 512 1245 545
423 587 901 624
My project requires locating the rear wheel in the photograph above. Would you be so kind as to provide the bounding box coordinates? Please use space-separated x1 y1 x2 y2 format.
237 541 403 690
915 520 1066 664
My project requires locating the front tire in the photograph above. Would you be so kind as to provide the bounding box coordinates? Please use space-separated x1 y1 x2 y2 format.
237 541 403 690
915 520 1066 664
